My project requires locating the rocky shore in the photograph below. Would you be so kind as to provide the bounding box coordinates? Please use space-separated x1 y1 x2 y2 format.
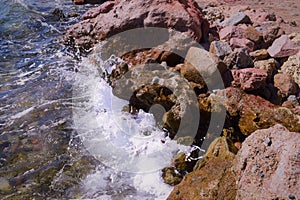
65 0 300 199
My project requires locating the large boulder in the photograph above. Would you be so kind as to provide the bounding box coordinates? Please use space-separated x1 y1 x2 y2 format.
65 0 209 50
233 125 300 200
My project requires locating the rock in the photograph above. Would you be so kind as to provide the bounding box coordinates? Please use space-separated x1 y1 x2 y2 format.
0 177 12 193
254 58 278 80
231 68 268 91
279 51 300 86
167 137 236 200
233 125 300 200
172 152 196 173
209 40 232 59
184 47 227 89
229 37 255 52
219 25 246 41
66 0 209 50
243 26 263 44
267 35 300 58
213 87 300 135
224 48 253 69
162 167 183 186
202 7 225 25
219 12 252 27
282 95 300 109
274 73 299 96
250 49 269 60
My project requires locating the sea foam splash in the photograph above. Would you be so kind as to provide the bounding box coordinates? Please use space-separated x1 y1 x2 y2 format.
72 54 191 199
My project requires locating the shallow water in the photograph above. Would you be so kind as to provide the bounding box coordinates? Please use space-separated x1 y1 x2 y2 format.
0 1 189 199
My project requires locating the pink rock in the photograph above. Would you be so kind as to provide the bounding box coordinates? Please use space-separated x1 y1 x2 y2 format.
66 0 209 50
230 37 255 52
231 68 267 91
234 125 300 199
219 25 246 41
274 73 299 96
267 35 300 58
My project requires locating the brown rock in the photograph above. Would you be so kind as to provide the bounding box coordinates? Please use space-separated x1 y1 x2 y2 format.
250 49 269 60
167 137 237 200
233 125 300 199
213 87 300 135
243 26 263 44
254 58 278 80
274 73 299 96
162 167 183 186
231 68 268 91
267 35 300 58
279 51 300 86
66 0 209 50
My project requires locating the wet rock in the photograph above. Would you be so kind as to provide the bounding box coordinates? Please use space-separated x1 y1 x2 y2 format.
66 0 209 50
250 49 269 60
274 73 299 97
254 58 278 80
231 68 268 91
162 167 183 186
73 0 105 5
224 48 253 69
279 51 300 86
230 37 255 52
233 125 300 199
172 152 196 173
267 35 300 58
167 137 236 200
209 40 232 59
219 12 252 27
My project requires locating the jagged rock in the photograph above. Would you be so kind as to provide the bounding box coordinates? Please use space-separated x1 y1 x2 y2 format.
254 58 278 80
219 25 246 41
229 37 255 52
267 35 299 58
279 51 300 86
250 49 269 60
162 167 183 186
231 68 268 91
233 125 300 200
219 12 252 27
213 87 300 135
209 40 232 59
167 137 236 200
224 48 253 69
243 26 263 45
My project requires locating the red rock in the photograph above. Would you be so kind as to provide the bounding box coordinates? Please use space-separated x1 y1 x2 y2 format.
219 25 246 41
234 125 300 199
267 35 300 58
230 37 255 52
66 0 209 50
231 68 267 91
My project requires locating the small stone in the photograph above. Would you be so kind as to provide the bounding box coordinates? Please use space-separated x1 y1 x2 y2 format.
162 167 183 186
250 49 269 60
267 35 300 58
220 12 252 27
230 37 255 52
209 41 232 59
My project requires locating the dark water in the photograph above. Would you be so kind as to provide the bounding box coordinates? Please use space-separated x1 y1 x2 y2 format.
0 0 98 198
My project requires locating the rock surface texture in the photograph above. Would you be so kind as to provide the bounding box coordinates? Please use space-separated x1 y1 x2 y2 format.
234 125 300 200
